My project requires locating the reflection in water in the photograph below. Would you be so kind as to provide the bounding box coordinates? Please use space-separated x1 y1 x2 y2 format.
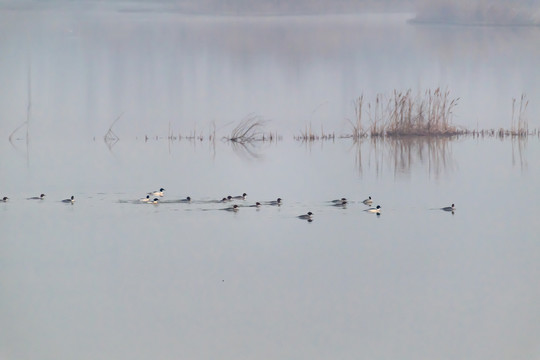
353 136 457 178
228 139 264 161
511 137 528 171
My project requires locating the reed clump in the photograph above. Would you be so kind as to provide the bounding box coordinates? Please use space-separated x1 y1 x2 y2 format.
383 88 463 136
342 88 465 138
295 122 335 142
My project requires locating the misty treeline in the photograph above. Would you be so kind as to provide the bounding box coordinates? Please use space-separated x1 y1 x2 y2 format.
197 0 539 24
3 0 539 23
188 0 540 25
120 0 414 14
413 0 540 25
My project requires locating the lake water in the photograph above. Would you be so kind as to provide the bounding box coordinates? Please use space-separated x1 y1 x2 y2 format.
1 5 539 360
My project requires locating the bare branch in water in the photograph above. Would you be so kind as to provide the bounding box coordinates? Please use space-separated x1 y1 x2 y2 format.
8 121 28 143
104 113 123 150
225 114 268 143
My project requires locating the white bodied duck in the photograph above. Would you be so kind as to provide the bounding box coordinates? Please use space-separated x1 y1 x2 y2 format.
148 188 165 197
365 205 381 214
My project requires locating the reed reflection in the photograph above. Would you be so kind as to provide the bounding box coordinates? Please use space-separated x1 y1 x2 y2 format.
353 136 457 178
511 137 528 172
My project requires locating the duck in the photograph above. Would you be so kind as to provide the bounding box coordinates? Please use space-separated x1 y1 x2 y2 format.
62 196 75 203
231 193 247 200
224 204 239 212
1 196 8 202
28 194 46 200
249 202 262 208
298 211 313 220
365 205 381 214
362 196 373 205
332 199 347 206
441 204 455 212
268 198 282 206
150 198 159 204
139 195 151 202
179 196 191 203
148 188 165 197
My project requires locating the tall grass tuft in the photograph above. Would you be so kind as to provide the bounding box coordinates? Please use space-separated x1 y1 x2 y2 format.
343 88 464 138
384 88 461 136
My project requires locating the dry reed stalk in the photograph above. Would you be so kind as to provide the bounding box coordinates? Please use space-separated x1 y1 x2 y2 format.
348 96 367 140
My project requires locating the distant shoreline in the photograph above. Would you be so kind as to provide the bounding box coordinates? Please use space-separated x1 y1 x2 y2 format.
408 17 540 27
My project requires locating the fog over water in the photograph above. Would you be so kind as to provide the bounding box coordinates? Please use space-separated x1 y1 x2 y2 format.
1 2 539 360
0 3 539 140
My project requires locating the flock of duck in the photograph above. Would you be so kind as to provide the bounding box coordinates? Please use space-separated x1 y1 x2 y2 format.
131 189 387 221
1 188 456 221
1 194 73 203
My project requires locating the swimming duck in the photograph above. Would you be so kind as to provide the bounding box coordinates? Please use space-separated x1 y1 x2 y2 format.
231 193 247 200
139 195 151 202
362 196 373 205
28 194 46 200
365 205 381 214
62 196 75 203
179 196 191 203
331 197 347 203
441 204 455 212
268 198 282 206
148 188 165 197
224 204 239 212
298 211 313 220
1 196 8 202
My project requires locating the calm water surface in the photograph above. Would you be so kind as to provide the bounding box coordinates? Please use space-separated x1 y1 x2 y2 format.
1 5 539 360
